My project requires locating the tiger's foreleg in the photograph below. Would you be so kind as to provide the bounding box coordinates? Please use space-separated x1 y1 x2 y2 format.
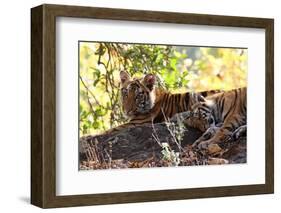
196 119 245 150
196 125 247 150
192 125 220 148
196 127 233 150
232 125 247 140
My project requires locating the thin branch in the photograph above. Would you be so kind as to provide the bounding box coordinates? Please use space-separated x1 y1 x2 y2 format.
160 108 185 154
80 76 101 105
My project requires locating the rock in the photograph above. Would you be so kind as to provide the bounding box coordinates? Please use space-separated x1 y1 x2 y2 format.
79 118 247 169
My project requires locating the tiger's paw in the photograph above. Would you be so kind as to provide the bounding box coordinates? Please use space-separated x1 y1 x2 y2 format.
196 141 222 155
207 143 222 155
192 137 213 150
197 141 211 150
191 138 204 148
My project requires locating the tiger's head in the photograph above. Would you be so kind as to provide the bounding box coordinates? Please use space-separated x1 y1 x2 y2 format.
119 71 157 118
184 96 216 132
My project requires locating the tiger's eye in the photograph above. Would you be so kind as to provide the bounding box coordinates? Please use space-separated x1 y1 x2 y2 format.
208 117 214 124
121 88 127 96
137 92 144 98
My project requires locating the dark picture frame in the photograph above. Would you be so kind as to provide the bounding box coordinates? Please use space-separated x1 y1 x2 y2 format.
31 4 274 208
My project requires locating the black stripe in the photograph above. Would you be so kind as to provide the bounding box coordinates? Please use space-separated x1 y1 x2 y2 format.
161 93 169 115
232 117 240 128
184 93 190 110
178 94 183 111
175 94 180 112
240 89 247 117
153 111 164 123
164 94 173 118
223 107 232 120
199 106 211 114
233 90 238 107
169 95 175 117
224 122 236 131
130 116 153 124
240 98 246 115
182 93 188 111
201 91 207 97
219 97 225 112
224 125 234 131
242 115 246 123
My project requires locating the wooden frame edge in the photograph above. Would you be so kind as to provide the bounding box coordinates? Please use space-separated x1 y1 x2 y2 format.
31 5 44 207
265 19 274 194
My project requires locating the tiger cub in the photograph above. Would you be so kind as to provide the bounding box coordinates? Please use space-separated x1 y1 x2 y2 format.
109 71 218 132
184 87 247 149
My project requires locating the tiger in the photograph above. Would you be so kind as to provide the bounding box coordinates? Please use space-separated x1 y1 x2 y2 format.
184 87 247 150
108 70 219 132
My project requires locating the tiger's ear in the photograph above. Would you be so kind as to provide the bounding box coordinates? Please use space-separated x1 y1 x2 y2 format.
143 74 156 91
191 93 206 103
198 94 206 102
120 71 131 85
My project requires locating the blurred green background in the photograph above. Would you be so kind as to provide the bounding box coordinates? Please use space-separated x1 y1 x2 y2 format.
79 42 247 136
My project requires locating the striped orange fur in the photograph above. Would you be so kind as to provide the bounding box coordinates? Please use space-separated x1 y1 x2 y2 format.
185 87 247 149
107 71 219 133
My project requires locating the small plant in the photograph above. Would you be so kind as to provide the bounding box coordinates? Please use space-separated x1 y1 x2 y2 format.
162 109 187 155
151 110 187 166
165 114 186 146
161 143 180 166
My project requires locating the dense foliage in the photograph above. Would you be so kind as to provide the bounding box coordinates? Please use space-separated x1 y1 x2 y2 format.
79 42 247 136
